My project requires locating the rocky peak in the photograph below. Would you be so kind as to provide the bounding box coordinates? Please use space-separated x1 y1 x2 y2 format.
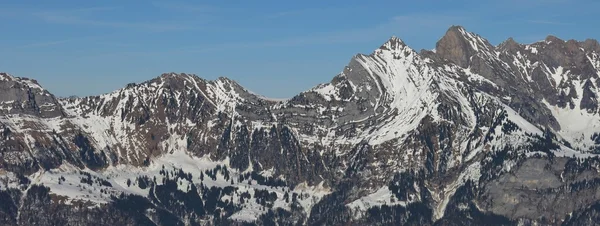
435 25 494 68
545 35 564 44
0 73 45 91
535 34 598 77
498 37 523 54
0 73 64 118
213 76 252 99
157 72 202 82
147 73 248 99
377 36 406 51
580 39 600 52
566 39 582 52
151 72 201 90
372 36 416 62
0 72 15 81
215 76 240 87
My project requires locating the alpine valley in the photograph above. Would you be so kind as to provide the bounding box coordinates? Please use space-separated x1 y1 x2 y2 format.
2 26 600 226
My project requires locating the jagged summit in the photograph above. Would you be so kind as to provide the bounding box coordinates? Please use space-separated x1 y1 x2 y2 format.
581 38 600 51
102 72 246 99
497 37 523 53
434 25 494 68
0 72 44 89
158 72 194 79
435 26 473 67
149 72 243 89
0 72 15 81
377 35 406 51
545 34 564 43
150 72 206 85
500 37 519 46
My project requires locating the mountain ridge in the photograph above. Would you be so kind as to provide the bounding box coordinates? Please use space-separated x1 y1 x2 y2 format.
2 26 600 225
3 26 599 103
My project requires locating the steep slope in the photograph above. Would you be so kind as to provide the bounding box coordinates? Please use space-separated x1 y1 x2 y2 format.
496 36 600 153
2 26 600 225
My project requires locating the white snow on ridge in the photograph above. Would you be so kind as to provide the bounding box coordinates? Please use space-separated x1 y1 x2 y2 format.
206 78 243 113
0 74 45 91
311 83 338 101
356 46 438 145
18 78 45 91
459 27 481 52
0 73 14 81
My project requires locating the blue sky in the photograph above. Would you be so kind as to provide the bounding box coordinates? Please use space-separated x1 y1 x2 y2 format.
0 0 598 98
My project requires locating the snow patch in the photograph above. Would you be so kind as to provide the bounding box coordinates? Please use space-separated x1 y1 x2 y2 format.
346 186 408 219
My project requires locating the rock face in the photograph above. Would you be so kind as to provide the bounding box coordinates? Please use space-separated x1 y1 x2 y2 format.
0 73 64 118
2 26 600 225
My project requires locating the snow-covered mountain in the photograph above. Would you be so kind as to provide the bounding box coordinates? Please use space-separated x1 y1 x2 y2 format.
2 26 600 225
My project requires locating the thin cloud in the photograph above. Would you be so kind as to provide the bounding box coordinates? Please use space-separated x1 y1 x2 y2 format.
0 6 116 17
392 13 468 29
13 34 124 49
229 13 468 49
81 29 376 58
180 26 388 52
1 6 200 32
502 0 571 7
265 8 329 19
132 13 468 55
527 20 573 25
17 39 71 48
34 12 195 32
66 6 120 13
82 12 472 58
264 6 359 20
151 1 219 12
265 10 302 19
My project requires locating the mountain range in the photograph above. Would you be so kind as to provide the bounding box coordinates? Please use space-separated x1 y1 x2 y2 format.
2 25 600 225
